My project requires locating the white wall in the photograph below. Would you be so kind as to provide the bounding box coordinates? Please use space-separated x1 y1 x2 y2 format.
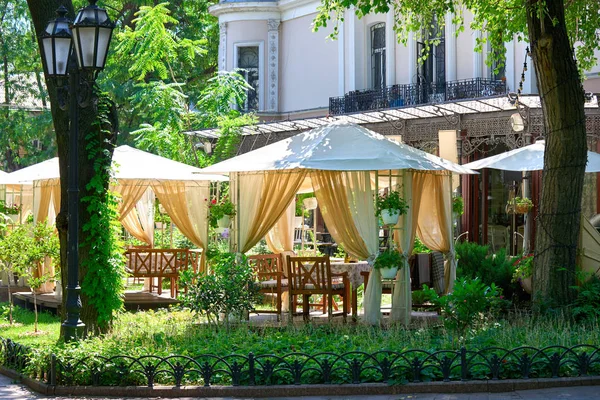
280 14 339 112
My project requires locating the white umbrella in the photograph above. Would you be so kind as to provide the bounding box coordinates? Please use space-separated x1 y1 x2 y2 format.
0 145 228 185
463 140 600 172
200 121 475 174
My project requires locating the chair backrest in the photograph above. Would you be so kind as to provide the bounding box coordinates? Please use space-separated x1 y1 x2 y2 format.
287 256 331 292
247 254 283 281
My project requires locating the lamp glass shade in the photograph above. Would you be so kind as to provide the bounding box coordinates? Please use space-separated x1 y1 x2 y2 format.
72 3 114 71
40 8 72 78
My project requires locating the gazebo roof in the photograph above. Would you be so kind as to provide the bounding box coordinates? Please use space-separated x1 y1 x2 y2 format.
0 145 227 185
200 122 475 174
463 140 600 172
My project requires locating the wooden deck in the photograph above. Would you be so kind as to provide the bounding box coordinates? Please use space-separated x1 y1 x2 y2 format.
13 290 179 314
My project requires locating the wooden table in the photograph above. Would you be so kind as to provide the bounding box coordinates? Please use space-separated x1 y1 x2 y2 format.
330 261 371 319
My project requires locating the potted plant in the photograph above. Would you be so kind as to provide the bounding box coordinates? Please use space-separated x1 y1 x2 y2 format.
453 195 464 217
506 197 533 214
375 189 409 226
512 253 533 293
0 201 21 223
208 197 236 232
373 248 405 279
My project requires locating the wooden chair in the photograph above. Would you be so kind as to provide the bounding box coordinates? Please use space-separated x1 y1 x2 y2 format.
286 255 349 322
360 271 393 295
247 254 287 320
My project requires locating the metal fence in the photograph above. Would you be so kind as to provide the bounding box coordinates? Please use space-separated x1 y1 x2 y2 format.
329 78 507 115
1 337 599 388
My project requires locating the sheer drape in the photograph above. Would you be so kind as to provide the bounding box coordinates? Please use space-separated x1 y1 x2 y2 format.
152 181 205 248
415 173 455 293
51 183 60 217
120 188 155 246
311 171 375 259
266 200 295 253
34 182 52 224
118 183 148 221
237 171 306 253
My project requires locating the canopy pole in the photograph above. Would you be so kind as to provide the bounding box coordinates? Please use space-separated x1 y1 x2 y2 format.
523 172 531 254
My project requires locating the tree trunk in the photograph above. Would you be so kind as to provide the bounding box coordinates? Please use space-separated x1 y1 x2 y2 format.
27 0 118 337
527 0 587 309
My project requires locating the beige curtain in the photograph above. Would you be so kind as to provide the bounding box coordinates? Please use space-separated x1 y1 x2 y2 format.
137 188 155 247
51 183 61 218
416 173 455 293
238 171 306 253
34 182 53 224
310 171 372 259
117 182 148 221
186 184 210 269
152 181 205 248
266 200 295 253
388 171 426 325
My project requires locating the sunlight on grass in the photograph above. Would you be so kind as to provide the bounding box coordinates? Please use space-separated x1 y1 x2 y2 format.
0 303 61 346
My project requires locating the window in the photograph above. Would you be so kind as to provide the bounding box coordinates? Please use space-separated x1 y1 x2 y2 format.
488 43 506 81
416 16 445 86
371 23 386 89
237 46 259 112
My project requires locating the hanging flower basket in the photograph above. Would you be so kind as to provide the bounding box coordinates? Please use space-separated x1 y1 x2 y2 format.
506 197 533 214
380 209 400 226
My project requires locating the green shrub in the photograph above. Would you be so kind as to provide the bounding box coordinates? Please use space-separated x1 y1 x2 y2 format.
423 278 508 339
455 242 520 300
179 252 261 330
572 275 600 323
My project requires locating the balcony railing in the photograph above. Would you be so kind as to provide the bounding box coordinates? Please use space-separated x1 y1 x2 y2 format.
329 78 507 116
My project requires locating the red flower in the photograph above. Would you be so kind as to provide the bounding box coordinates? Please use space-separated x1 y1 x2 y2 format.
211 199 217 205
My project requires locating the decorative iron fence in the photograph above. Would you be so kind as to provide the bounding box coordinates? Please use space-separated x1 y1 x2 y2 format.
329 78 507 115
1 337 599 388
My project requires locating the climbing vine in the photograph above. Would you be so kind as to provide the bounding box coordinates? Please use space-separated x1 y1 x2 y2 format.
80 89 126 332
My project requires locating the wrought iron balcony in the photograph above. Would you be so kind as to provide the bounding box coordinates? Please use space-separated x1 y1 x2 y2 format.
329 78 507 116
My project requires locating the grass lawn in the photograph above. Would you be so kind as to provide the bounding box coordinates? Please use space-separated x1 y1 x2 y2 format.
2 303 599 356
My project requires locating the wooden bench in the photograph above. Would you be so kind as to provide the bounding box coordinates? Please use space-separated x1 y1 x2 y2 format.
124 248 200 298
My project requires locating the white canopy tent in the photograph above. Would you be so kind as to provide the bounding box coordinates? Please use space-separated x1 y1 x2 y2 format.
201 122 475 325
0 146 227 254
463 140 600 172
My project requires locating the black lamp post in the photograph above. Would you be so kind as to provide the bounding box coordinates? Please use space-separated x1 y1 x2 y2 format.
40 1 114 342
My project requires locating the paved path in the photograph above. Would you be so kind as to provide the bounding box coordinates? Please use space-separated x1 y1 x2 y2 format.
1 372 598 399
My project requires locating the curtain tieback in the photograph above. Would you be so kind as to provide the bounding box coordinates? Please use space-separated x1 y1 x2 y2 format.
367 253 377 266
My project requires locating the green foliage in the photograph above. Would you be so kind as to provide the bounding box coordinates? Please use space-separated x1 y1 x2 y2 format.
375 190 409 217
512 253 534 283
373 249 404 270
0 0 55 171
80 91 126 332
423 278 507 339
455 242 519 300
452 196 464 216
207 197 236 229
179 252 261 330
572 275 600 323
412 237 431 254
295 193 315 217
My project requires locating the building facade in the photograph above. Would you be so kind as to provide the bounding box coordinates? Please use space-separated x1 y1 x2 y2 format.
207 0 600 253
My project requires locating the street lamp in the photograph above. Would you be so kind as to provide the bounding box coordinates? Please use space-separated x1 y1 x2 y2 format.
40 1 114 341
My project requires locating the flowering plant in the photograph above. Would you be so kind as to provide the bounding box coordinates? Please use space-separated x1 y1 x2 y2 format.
207 198 236 228
375 189 409 217
512 253 533 282
0 201 21 215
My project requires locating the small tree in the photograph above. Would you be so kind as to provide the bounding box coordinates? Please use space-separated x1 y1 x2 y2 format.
0 224 34 325
27 221 59 332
